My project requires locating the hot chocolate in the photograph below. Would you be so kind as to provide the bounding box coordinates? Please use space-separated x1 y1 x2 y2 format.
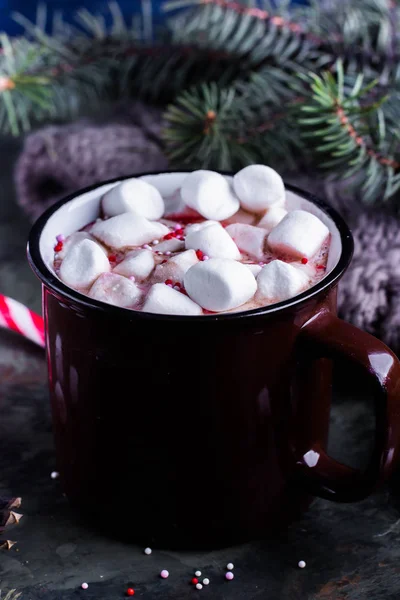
53 166 330 315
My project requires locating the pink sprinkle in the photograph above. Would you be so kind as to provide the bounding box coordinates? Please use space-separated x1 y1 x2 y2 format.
81 583 89 590
56 234 65 243
202 255 210 261
160 570 169 579
225 572 234 581
259 262 265 266
153 239 159 245
167 284 173 287
156 251 163 255
129 276 136 282
143 244 151 250
165 251 171 256
174 285 180 290
174 224 182 230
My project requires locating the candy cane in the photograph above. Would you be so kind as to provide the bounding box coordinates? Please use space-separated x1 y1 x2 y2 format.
0 294 45 348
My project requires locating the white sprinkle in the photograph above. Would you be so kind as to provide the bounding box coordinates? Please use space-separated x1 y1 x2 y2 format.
100 575 103 578
202 255 210 261
298 560 306 569
226 563 234 570
144 547 152 555
143 244 151 250
196 583 203 590
81 583 89 590
165 251 171 255
129 276 136 282
51 471 59 479
153 239 159 245
202 578 210 585
195 571 201 577
160 569 169 579
156 251 163 255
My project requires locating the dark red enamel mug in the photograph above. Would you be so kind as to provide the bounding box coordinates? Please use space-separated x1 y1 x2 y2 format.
27 171 400 547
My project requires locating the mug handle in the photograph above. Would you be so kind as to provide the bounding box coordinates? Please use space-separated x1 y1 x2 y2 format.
293 309 400 502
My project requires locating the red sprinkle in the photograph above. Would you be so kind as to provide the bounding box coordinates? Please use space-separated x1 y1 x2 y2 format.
196 249 205 260
108 254 117 263
316 264 326 270
165 279 173 286
301 258 308 264
54 242 63 252
191 578 199 585
126 589 135 597
164 233 173 240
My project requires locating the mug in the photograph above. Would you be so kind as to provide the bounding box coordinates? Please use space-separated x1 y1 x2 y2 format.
28 171 400 548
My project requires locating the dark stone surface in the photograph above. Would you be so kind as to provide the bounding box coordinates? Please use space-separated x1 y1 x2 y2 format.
1 138 400 599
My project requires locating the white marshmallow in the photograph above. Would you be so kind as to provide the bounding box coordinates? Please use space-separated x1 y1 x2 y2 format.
59 239 110 290
102 179 165 220
181 170 240 220
57 231 106 259
258 205 288 232
91 214 168 250
233 165 285 213
225 223 267 260
256 260 309 303
244 264 262 277
184 258 257 312
153 249 199 284
155 238 185 254
185 223 240 260
268 210 329 259
185 220 219 234
89 273 142 308
113 249 155 280
143 283 202 316
224 209 258 226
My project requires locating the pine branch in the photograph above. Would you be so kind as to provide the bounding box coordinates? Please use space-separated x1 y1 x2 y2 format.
297 61 400 203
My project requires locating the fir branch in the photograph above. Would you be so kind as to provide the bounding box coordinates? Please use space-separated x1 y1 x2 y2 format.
298 61 400 202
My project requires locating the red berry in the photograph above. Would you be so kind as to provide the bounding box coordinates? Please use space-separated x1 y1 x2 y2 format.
196 249 204 260
126 589 135 596
301 258 308 264
191 578 199 585
165 279 173 285
54 242 63 252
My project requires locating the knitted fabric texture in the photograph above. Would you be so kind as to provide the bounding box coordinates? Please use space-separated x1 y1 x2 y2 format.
14 107 400 354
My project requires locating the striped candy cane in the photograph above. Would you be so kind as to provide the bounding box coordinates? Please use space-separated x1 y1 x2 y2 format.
0 294 45 348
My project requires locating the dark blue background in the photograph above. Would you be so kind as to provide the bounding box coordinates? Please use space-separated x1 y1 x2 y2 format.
0 1 306 36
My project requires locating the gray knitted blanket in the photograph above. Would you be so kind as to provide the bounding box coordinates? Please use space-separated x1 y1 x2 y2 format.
14 103 400 354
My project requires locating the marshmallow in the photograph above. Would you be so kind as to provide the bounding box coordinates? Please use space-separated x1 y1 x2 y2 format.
89 273 142 308
225 223 267 260
113 249 155 280
184 258 257 312
143 283 202 316
185 220 219 234
57 231 106 259
258 205 288 233
268 210 330 259
102 179 165 220
233 165 285 213
185 223 240 260
154 238 185 254
153 249 199 284
224 209 258 226
244 264 262 277
91 214 169 250
59 239 110 290
181 170 240 220
256 260 309 303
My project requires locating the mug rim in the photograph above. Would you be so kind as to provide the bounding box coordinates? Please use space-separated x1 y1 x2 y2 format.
27 169 354 322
